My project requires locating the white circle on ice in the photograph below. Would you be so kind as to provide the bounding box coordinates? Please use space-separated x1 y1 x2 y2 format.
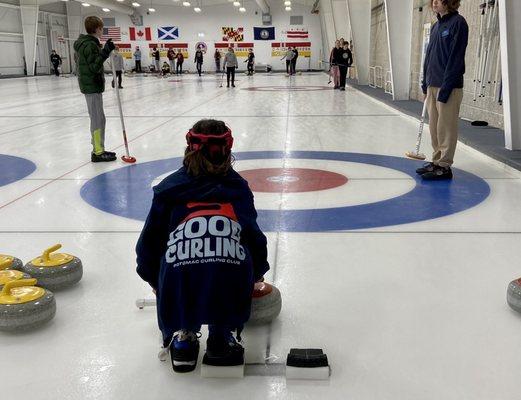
152 158 415 210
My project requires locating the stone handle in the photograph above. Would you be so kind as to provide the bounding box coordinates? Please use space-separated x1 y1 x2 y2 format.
42 244 62 262
1 278 37 296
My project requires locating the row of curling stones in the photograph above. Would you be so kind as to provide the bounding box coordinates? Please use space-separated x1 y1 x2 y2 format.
136 281 282 326
507 278 521 314
0 244 82 331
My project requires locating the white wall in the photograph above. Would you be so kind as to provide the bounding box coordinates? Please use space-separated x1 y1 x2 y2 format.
106 1 322 72
0 4 24 76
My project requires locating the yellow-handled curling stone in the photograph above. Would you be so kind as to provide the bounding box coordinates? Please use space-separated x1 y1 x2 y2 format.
0 278 56 331
507 278 521 314
0 254 23 271
21 244 82 290
0 269 32 289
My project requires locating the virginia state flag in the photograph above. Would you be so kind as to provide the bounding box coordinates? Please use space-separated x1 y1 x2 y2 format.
254 27 275 40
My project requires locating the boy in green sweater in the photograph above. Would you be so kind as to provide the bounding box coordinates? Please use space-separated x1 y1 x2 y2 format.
73 16 116 162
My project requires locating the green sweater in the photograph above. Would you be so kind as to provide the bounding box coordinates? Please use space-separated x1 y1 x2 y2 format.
73 34 108 94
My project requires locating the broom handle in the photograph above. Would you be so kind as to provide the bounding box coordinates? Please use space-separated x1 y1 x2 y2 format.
415 99 428 155
110 52 130 157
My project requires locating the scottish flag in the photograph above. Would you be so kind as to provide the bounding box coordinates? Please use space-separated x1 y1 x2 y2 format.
158 26 179 40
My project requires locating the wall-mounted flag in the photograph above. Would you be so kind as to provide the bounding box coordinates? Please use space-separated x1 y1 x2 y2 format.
158 26 179 40
285 29 309 39
222 27 244 42
129 27 151 41
101 27 121 42
254 27 275 40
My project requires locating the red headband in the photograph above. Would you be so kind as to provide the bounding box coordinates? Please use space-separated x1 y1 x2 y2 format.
186 128 234 153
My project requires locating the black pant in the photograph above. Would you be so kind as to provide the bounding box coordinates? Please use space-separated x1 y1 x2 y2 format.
112 71 122 88
196 61 202 76
291 58 297 74
52 63 60 76
286 60 291 74
216 60 221 72
135 60 142 73
176 62 183 74
247 62 254 75
226 67 236 86
338 65 348 88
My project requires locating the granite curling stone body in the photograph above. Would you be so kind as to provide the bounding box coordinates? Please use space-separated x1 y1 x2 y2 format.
22 244 82 290
0 279 56 331
0 255 23 271
507 278 521 313
248 282 282 325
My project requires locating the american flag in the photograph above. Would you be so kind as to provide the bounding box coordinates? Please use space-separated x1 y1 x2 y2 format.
101 27 121 42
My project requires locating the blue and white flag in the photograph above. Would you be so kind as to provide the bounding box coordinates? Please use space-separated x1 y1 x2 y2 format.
254 27 275 40
158 26 179 40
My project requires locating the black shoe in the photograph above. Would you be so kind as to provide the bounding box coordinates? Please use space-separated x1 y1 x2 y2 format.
227 84 230 88
421 166 453 180
91 152 117 162
203 331 244 367
104 151 116 157
334 85 339 89
170 331 200 373
232 84 235 88
118 86 123 89
111 81 115 88
415 162 435 175
340 87 345 91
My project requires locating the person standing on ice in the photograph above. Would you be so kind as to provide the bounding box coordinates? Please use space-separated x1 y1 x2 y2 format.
417 0 468 180
194 46 204 76
73 16 116 162
133 46 142 73
136 119 269 374
223 47 238 88
50 50 62 76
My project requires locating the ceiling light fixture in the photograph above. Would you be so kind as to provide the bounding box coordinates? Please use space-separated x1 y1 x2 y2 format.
194 6 201 11
148 7 155 11
284 0 291 5
239 6 245 12
81 2 90 6
285 6 291 10
102 7 110 11
233 1 240 5
182 1 190 5
132 1 140 6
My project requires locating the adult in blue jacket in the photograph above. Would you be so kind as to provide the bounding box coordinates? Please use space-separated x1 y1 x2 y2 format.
417 0 468 180
136 119 269 373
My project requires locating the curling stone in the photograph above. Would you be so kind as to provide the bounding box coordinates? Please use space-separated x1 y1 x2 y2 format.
0 269 32 289
0 254 23 271
0 279 56 331
507 278 521 313
248 282 282 325
21 244 82 290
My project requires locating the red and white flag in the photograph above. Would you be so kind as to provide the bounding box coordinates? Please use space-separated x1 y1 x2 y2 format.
286 29 309 39
101 27 121 42
129 27 152 41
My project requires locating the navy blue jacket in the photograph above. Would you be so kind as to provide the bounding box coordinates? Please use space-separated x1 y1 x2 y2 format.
422 12 469 103
136 166 269 341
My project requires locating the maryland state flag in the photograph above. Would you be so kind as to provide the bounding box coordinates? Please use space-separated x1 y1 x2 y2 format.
222 27 244 42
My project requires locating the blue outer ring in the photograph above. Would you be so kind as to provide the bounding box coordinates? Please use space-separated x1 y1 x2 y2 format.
80 151 490 232
0 154 36 187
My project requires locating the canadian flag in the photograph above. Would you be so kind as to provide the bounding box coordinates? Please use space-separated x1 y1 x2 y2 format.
129 27 152 41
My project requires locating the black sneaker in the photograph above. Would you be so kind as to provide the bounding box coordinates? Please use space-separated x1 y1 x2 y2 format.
421 165 453 180
416 162 435 175
203 331 244 366
340 87 345 91
91 152 117 162
170 330 200 373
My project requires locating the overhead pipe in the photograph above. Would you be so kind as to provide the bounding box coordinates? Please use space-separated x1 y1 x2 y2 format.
255 0 269 14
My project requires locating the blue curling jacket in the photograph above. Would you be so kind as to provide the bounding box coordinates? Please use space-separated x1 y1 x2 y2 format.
422 11 469 103
136 166 269 341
